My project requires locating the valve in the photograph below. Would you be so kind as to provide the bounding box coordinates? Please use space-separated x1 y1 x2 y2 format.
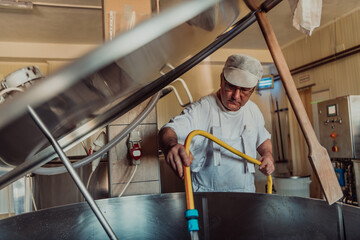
128 130 142 165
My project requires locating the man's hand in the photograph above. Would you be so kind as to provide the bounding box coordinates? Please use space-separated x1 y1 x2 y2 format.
165 143 193 179
258 153 275 175
159 127 194 179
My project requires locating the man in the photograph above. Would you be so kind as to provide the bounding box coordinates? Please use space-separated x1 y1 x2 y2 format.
159 54 274 192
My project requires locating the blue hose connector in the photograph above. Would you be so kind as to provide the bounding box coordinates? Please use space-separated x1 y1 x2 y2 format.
185 209 199 231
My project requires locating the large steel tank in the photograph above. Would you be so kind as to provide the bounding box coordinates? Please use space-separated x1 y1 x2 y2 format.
0 192 359 239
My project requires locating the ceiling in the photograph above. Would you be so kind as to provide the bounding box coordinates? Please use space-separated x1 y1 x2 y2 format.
0 0 359 49
0 0 103 45
225 0 360 49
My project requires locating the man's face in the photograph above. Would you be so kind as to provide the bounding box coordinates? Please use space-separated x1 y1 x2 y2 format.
218 73 255 111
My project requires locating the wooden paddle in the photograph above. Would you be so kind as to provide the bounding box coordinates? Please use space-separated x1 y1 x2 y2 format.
245 0 342 204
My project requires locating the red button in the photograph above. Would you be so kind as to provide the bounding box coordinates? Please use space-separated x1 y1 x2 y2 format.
330 132 337 139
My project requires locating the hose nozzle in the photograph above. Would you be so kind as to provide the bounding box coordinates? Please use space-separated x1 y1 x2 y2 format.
185 209 199 232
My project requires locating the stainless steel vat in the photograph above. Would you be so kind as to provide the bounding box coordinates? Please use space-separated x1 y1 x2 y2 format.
0 192 359 239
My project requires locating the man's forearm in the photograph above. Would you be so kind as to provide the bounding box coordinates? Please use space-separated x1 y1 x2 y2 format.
257 139 273 158
159 127 192 178
159 127 178 154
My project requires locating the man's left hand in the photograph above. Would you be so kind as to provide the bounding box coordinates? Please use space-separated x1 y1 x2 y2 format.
258 153 275 175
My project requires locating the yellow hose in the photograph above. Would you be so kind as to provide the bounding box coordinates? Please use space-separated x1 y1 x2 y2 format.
183 130 272 210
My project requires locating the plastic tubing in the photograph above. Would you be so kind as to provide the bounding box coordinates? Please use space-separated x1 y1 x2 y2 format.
0 87 24 97
163 85 192 107
184 130 273 209
33 92 161 175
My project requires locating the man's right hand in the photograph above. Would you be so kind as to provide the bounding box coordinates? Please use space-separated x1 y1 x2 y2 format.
165 143 193 179
159 127 194 179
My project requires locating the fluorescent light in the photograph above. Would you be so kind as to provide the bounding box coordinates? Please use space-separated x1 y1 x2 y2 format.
0 0 33 10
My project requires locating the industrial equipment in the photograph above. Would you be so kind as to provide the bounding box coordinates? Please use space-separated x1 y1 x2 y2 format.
318 95 360 205
0 0 355 239
0 192 359 239
0 0 250 238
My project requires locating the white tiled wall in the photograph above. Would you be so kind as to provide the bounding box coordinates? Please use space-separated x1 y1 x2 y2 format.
108 97 160 197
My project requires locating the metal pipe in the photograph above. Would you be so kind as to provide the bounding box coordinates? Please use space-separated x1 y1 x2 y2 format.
261 0 283 12
32 2 102 10
274 44 360 81
0 0 33 9
27 106 118 240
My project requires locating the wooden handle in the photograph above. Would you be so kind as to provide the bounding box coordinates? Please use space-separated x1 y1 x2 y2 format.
255 10 342 204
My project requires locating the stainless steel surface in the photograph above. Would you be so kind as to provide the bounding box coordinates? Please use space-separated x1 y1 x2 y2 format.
28 106 117 240
350 96 360 158
39 162 106 202
336 203 345 240
0 0 246 188
318 95 360 158
0 164 12 177
33 161 108 209
0 192 360 239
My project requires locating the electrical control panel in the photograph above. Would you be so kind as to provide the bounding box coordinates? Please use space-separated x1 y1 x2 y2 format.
318 95 360 158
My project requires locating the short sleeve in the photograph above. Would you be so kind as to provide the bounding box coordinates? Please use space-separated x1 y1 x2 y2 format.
256 112 271 148
247 101 271 148
161 100 205 144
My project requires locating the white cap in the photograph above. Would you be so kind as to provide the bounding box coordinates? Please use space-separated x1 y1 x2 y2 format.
223 54 263 88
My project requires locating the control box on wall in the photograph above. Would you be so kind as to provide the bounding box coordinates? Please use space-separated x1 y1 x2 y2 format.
318 95 360 159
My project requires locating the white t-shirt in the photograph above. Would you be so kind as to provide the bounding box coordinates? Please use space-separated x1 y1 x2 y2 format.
163 93 270 192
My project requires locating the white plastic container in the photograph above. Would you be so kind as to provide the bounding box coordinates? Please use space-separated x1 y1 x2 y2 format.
273 175 311 198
